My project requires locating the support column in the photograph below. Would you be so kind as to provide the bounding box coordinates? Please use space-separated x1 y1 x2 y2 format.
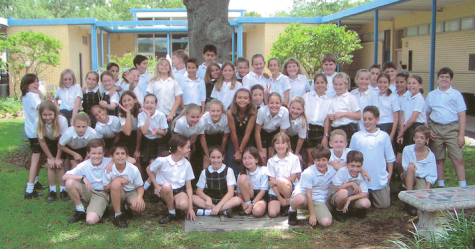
374 10 378 65
107 33 110 64
232 26 235 63
90 25 98 71
337 20 341 72
167 32 171 57
430 0 437 91
100 29 104 68
237 23 243 57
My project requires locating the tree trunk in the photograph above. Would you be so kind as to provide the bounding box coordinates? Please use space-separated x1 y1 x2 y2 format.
184 0 232 64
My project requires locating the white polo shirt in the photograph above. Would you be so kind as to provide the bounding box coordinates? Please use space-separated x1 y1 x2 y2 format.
146 77 183 116
150 155 195 189
243 71 267 90
59 126 102 149
267 152 302 196
114 81 129 96
351 88 376 131
95 116 122 139
369 85 379 94
34 115 69 140
402 93 426 125
289 74 310 100
397 91 411 107
402 144 437 185
237 166 269 193
135 72 152 102
303 91 332 126
138 110 168 139
211 81 243 110
103 161 143 192
330 148 352 164
172 68 187 85
330 166 368 196
293 165 337 203
196 62 222 80
330 92 361 127
426 86 466 124
201 112 230 135
66 158 112 191
180 77 206 106
196 164 236 189
389 84 397 93
119 114 138 131
23 92 42 138
349 129 395 190
267 74 291 99
287 117 307 139
325 73 337 97
54 84 83 111
373 93 400 124
256 106 291 132
173 116 206 138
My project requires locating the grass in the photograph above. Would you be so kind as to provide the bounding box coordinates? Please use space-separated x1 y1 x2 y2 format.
1 118 474 248
0 96 23 118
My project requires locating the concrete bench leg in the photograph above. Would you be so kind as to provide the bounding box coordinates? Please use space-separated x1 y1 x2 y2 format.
416 209 448 239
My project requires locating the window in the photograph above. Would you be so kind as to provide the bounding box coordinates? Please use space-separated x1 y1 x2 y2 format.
436 22 443 33
444 19 459 32
82 36 87 45
406 26 418 37
418 24 429 35
469 54 475 71
395 29 404 49
137 34 154 54
461 17 474 30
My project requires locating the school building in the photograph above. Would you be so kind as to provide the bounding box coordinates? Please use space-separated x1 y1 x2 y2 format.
1 0 474 98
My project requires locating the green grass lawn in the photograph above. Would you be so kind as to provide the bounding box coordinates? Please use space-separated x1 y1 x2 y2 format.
1 118 474 248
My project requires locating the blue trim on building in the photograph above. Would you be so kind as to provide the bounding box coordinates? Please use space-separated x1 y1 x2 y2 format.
235 16 322 24
321 0 408 23
430 0 437 91
100 29 104 68
128 8 246 15
96 20 188 26
7 17 96 26
106 27 188 33
107 33 110 64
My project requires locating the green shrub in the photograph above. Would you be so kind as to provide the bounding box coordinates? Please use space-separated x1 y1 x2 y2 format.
0 97 23 118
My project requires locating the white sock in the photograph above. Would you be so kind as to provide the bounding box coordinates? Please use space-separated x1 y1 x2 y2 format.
169 209 176 215
49 186 56 192
196 209 204 216
124 203 129 210
154 189 157 194
59 186 66 192
438 180 445 187
144 181 150 190
204 209 212 216
459 181 467 187
289 206 295 212
401 183 406 188
75 204 85 212
115 213 122 217
286 198 291 203
26 183 34 193
34 176 39 184
245 201 252 205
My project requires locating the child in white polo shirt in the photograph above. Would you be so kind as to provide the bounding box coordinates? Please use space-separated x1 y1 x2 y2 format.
373 73 400 142
288 146 336 227
181 58 206 114
330 150 371 222
282 58 310 100
200 100 230 168
350 69 375 131
172 50 188 86
147 134 196 224
322 53 338 97
426 67 467 188
103 144 145 228
91 105 121 155
211 62 243 110
243 54 268 90
54 69 83 125
59 113 102 168
328 129 351 171
350 106 395 209
266 58 291 106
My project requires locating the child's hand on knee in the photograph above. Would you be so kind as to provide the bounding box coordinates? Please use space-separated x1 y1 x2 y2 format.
245 204 253 214
309 214 317 226
278 196 289 207
342 200 350 213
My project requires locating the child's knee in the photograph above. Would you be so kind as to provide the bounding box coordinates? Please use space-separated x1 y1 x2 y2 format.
319 218 332 227
110 179 123 191
237 174 249 185
336 189 349 198
291 194 305 207
65 178 76 189
359 198 371 209
161 182 173 193
85 213 100 225
268 207 280 218
176 199 189 210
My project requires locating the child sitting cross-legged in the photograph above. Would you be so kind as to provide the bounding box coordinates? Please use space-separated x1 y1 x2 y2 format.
330 150 371 222
193 146 241 217
288 146 336 227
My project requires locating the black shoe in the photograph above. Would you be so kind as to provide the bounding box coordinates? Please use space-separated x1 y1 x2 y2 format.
224 208 234 218
24 190 42 199
355 209 367 219
60 190 70 201
280 206 290 216
113 214 128 228
288 211 298 225
34 181 47 190
47 191 57 202
122 204 133 219
158 213 177 224
150 194 161 203
334 210 347 222
67 211 86 224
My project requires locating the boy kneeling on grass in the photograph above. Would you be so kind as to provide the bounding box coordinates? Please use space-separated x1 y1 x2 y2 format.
63 139 136 225
103 144 145 228
330 150 371 222
288 146 336 227
401 126 437 216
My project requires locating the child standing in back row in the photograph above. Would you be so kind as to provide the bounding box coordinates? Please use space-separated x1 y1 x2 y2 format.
266 58 291 106
235 57 250 83
82 71 101 128
211 62 243 110
181 59 206 114
282 58 310 100
322 53 338 97
373 73 400 142
204 62 221 104
54 69 82 125
426 67 467 188
243 54 267 90
99 71 119 116
351 69 375 131
196 44 221 80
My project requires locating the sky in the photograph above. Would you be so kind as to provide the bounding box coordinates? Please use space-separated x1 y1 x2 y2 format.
229 0 294 17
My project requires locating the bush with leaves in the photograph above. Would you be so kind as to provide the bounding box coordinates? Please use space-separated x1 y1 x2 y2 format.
0 31 62 96
109 52 158 73
270 23 362 77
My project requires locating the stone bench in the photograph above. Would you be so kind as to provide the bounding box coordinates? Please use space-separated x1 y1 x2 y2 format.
398 186 475 238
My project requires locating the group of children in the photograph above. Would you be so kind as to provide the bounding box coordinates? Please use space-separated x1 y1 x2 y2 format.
21 43 467 228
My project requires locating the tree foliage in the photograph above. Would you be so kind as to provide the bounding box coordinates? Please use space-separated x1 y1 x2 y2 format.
270 23 362 77
290 0 372 17
0 31 62 96
1 0 185 20
244 11 262 17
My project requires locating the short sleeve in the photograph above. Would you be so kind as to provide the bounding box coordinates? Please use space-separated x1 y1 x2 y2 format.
74 84 83 99
332 168 346 187
350 95 361 112
103 171 112 187
210 85 218 99
196 169 207 189
384 135 396 163
242 75 251 90
266 159 276 177
413 95 425 113
59 116 69 134
132 167 144 187
185 162 195 181
259 170 269 190
256 108 265 125
119 116 126 126
280 109 291 130
150 157 164 172
282 77 291 91
59 130 71 146
173 80 183 96
300 170 314 190
426 152 438 185
425 93 432 113
200 81 206 102
349 134 358 150
146 82 154 94
290 155 302 174
391 95 401 112
298 122 307 139
173 118 185 134
137 112 146 128
65 163 83 176
159 113 168 130
226 168 237 186
303 76 311 92
455 92 467 113
110 93 119 104
359 179 368 193
112 117 122 133
54 88 61 99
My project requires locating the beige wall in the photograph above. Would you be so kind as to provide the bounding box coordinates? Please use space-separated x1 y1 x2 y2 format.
69 26 92 85
109 33 136 62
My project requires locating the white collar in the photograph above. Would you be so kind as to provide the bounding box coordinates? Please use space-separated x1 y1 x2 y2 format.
362 128 381 137
265 106 284 118
72 128 91 139
166 155 186 166
85 86 99 93
207 164 226 173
